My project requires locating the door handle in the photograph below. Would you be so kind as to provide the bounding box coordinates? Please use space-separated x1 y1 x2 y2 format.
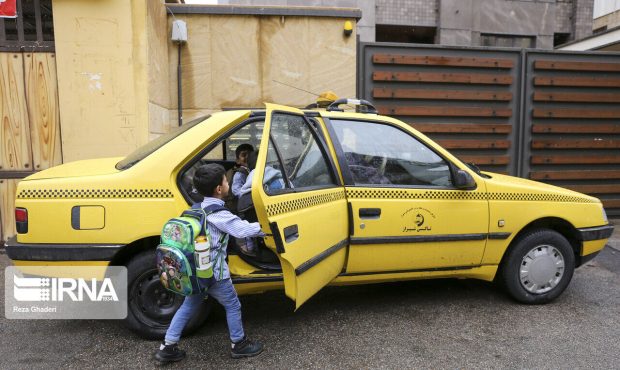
283 224 299 243
359 208 381 219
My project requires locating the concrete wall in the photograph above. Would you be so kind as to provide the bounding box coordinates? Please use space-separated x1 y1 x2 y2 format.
593 9 620 30
51 1 358 159
221 0 375 41
52 0 151 162
438 0 557 49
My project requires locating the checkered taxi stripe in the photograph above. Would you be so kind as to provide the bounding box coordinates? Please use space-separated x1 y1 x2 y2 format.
17 188 174 199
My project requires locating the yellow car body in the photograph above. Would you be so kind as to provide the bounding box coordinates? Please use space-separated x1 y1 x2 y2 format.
7 102 613 337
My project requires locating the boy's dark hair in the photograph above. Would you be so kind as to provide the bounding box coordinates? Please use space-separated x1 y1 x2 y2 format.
235 144 254 159
193 164 226 196
247 151 259 171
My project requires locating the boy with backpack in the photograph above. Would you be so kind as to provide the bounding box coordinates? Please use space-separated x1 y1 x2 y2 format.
155 163 265 362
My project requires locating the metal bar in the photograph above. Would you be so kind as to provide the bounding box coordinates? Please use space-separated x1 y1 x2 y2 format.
16 0 24 42
166 4 362 19
0 18 6 42
0 43 55 52
34 0 42 43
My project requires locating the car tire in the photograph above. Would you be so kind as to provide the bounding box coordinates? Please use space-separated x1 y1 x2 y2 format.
124 250 212 339
499 229 575 304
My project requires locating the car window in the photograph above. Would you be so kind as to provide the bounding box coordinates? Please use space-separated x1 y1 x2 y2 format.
331 120 453 187
179 119 264 202
201 120 264 160
264 114 336 194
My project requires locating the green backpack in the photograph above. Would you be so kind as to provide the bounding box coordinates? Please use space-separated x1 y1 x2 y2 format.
155 204 228 296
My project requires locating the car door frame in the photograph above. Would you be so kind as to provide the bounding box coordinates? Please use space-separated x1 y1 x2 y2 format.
321 115 491 273
251 104 350 308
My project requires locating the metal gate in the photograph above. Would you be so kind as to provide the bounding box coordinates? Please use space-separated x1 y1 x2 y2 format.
358 42 620 216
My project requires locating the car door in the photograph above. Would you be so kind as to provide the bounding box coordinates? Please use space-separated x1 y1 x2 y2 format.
252 104 348 308
324 117 489 274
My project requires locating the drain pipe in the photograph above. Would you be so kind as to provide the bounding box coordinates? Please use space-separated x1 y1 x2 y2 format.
171 20 187 126
177 44 183 126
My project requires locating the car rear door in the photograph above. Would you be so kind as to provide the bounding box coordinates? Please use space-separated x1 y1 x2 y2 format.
252 104 348 308
324 117 489 274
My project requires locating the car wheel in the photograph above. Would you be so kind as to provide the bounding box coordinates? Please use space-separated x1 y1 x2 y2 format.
500 229 575 304
124 250 212 339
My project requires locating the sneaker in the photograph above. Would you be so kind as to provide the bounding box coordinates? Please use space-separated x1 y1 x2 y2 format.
231 337 264 359
154 341 186 363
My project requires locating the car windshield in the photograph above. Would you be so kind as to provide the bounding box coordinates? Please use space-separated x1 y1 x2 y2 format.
115 116 209 170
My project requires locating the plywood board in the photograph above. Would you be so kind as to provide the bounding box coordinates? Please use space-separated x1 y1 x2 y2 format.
308 18 356 101
149 101 171 135
169 14 213 110
210 15 261 109
0 53 32 171
24 53 62 171
260 16 312 106
0 179 19 242
148 0 170 108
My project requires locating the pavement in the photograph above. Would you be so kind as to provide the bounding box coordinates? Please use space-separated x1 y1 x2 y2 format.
0 219 618 369
606 218 620 251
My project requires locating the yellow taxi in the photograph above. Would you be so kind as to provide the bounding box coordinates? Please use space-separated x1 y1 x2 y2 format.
7 99 613 339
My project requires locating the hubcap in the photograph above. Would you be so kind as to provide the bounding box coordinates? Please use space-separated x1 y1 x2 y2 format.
520 244 565 294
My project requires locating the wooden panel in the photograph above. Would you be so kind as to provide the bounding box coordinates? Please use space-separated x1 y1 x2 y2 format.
533 92 620 103
602 199 620 209
534 76 620 87
532 123 620 134
533 108 620 119
531 139 619 149
435 139 510 149
531 154 620 164
530 170 620 180
373 54 515 69
0 53 32 171
534 60 620 72
24 53 62 170
170 14 213 110
412 123 512 134
212 16 262 108
373 71 513 85
0 179 19 242
565 184 620 194
457 155 510 165
373 88 513 101
379 106 512 117
147 0 170 109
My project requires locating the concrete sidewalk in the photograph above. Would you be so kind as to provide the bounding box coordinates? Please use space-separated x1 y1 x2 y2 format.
607 218 620 252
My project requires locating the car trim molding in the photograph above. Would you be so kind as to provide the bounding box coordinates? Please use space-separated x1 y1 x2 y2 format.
338 265 477 277
232 276 284 284
5 237 122 261
350 233 489 245
295 239 348 276
576 225 614 241
488 232 511 240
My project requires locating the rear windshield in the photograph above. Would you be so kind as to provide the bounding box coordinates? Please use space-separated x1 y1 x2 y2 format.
115 116 209 170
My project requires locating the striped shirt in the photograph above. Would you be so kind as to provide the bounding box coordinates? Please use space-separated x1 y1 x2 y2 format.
200 197 265 280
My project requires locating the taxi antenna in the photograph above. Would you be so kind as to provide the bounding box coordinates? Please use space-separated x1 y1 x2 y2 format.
272 80 319 97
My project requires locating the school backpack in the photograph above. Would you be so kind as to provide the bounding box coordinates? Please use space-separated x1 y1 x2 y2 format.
155 204 228 296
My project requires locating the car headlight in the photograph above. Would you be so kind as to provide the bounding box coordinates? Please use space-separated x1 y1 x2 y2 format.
602 204 608 223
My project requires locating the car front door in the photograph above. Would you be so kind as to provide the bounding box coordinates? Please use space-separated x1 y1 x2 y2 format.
324 117 489 274
252 104 348 308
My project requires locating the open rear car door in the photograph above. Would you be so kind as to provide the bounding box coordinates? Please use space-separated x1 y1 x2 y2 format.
252 104 349 308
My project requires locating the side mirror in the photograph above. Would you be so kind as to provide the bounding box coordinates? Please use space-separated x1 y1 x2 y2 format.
454 169 477 190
